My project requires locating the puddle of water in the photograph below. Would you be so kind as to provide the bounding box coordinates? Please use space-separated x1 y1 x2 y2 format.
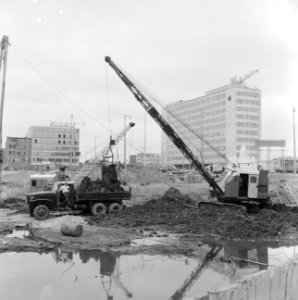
1 241 298 300
6 228 31 239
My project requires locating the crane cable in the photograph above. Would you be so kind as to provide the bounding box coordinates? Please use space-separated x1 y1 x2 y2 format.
10 48 144 156
121 65 226 164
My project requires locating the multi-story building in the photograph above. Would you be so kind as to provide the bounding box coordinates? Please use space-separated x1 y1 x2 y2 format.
28 122 81 168
273 157 297 173
161 77 261 169
4 137 32 169
129 153 161 166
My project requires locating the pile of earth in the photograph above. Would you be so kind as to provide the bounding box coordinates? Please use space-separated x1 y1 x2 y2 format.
88 188 298 241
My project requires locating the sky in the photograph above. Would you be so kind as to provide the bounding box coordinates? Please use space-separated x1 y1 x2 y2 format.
0 0 297 162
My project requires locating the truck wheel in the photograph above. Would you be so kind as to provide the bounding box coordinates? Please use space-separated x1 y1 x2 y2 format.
33 204 50 220
108 202 122 214
91 203 107 216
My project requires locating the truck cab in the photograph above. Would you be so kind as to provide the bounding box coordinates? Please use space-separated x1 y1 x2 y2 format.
27 181 76 219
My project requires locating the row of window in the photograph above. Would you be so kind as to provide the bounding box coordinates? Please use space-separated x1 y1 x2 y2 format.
237 130 258 135
237 98 260 106
7 151 27 155
237 122 259 128
32 158 78 163
236 107 259 113
236 91 259 97
236 138 258 143
237 114 259 120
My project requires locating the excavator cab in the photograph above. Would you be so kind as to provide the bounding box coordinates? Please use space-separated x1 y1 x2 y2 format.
101 163 122 190
223 169 269 202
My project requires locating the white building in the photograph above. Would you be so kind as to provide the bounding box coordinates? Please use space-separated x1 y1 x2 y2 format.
161 77 261 169
28 122 81 167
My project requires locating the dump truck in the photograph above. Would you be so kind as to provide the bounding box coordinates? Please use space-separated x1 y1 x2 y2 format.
27 163 131 220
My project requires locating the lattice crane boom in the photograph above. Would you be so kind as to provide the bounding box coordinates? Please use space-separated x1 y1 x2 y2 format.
238 69 259 84
105 56 224 197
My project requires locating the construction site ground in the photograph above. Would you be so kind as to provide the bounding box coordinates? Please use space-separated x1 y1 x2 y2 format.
1 169 298 256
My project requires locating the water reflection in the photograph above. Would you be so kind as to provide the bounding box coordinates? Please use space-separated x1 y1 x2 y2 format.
0 240 298 300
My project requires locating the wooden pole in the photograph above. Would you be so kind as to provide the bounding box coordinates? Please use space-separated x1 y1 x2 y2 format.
0 36 9 190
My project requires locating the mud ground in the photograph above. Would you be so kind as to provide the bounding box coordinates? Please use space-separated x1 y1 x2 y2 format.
1 182 298 257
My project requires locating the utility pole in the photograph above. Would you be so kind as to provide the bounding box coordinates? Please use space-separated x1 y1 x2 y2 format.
293 107 296 174
0 36 9 189
123 114 130 168
144 111 147 166
70 114 73 169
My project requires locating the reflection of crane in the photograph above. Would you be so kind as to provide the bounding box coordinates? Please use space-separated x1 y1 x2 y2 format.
72 122 135 185
170 246 222 300
238 70 259 85
99 252 133 300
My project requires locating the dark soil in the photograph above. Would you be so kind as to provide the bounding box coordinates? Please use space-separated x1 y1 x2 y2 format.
88 188 298 241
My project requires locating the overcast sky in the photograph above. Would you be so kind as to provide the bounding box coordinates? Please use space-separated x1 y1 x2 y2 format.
0 0 297 161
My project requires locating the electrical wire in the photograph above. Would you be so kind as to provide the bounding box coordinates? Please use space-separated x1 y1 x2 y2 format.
9 48 144 156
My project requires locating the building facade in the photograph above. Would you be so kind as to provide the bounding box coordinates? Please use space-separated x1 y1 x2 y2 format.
4 137 32 169
28 122 81 168
129 153 161 166
161 78 261 168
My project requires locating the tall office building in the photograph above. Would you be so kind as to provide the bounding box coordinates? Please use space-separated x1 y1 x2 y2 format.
161 77 261 168
28 122 81 167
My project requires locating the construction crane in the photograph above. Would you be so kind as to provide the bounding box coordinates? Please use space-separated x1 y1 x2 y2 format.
169 246 222 300
238 70 259 85
105 56 224 197
72 122 135 185
105 56 272 209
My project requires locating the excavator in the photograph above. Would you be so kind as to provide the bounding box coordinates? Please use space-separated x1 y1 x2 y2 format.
105 56 272 211
28 122 135 192
72 121 135 186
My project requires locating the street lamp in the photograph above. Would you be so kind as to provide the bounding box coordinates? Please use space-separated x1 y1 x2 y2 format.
124 114 131 168
94 134 103 158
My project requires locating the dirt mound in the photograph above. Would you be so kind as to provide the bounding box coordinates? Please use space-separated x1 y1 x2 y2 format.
88 188 298 241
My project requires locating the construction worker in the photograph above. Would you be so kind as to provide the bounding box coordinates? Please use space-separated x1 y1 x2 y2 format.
59 183 70 207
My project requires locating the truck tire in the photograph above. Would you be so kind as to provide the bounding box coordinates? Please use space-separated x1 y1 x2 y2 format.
33 204 50 220
108 202 122 213
91 203 107 216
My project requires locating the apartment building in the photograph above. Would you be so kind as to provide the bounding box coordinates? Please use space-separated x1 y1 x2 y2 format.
4 137 32 169
28 122 81 167
161 77 261 168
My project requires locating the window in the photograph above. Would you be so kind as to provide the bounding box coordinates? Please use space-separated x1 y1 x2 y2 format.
31 180 37 187
250 176 257 183
58 140 61 144
58 134 61 138
34 139 37 143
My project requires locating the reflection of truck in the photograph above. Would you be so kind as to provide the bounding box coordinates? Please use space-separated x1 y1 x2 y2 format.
105 56 271 210
27 163 131 220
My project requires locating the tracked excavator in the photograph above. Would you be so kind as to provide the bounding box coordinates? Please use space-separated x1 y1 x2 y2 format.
105 56 271 210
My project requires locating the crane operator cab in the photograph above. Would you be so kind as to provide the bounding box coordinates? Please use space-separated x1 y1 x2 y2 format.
219 168 270 205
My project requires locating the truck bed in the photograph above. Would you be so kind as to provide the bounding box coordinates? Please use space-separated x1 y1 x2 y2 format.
76 190 131 202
